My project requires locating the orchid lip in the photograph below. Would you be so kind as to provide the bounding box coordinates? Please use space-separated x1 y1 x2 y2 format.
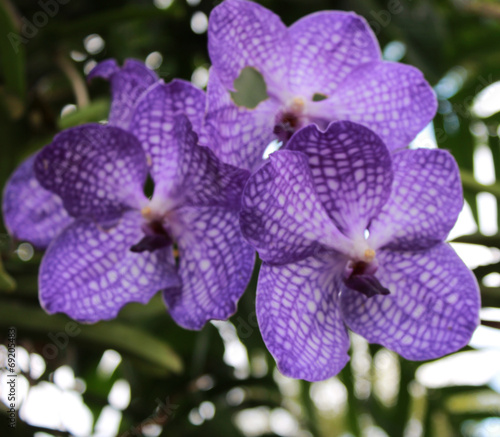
272 96 310 143
343 258 390 298
130 233 171 253
132 206 174 253
341 247 390 298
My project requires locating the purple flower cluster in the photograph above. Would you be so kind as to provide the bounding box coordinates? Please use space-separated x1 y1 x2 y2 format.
2 0 480 380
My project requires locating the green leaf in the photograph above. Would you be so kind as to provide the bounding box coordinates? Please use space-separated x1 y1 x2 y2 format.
452 233 500 248
299 380 321 437
487 135 500 230
474 262 500 281
480 285 500 308
434 109 479 223
460 169 500 199
339 363 362 437
446 389 500 415
482 111 500 127
0 302 183 373
0 257 16 291
57 98 111 130
0 1 26 109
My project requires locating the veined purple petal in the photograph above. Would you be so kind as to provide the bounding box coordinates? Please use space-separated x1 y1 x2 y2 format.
148 114 250 210
2 154 72 249
88 58 158 129
287 122 393 239
39 211 179 323
340 244 480 361
240 149 349 265
208 0 289 98
317 61 437 150
164 206 255 330
258 255 349 381
129 80 207 182
288 11 380 98
369 149 463 251
205 69 278 170
35 124 148 223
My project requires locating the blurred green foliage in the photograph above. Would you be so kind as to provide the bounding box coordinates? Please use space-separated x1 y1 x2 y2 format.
1 0 500 436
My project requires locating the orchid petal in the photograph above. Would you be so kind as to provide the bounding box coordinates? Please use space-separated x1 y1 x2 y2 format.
39 211 179 323
2 154 72 249
318 61 437 150
164 206 255 330
34 124 148 223
340 244 480 360
369 149 463 251
288 11 380 98
148 115 250 210
240 149 348 265
208 0 289 97
129 80 207 182
258 254 349 381
205 69 278 171
287 122 393 239
88 58 158 129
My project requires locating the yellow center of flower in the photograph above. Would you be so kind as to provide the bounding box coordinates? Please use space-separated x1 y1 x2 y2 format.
364 248 376 262
141 206 153 218
290 97 305 113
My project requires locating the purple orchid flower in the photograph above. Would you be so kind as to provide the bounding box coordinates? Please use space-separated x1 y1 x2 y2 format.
3 56 253 329
205 0 437 170
2 59 160 249
240 121 480 381
33 106 254 328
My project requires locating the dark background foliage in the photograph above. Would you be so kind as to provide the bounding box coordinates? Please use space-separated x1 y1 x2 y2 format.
1 0 500 436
